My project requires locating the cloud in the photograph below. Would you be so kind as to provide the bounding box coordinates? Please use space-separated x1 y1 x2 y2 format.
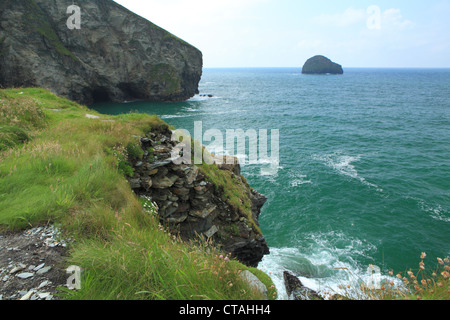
382 8 414 30
311 7 366 27
311 6 414 31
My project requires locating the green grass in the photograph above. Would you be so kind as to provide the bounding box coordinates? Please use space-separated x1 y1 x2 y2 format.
0 88 276 300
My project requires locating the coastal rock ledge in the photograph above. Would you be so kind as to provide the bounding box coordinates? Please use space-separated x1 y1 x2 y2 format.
0 0 203 105
128 124 270 268
302 55 343 75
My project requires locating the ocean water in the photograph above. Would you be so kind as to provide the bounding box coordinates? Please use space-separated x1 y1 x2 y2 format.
92 68 450 299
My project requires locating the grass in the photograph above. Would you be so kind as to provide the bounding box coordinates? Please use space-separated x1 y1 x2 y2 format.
0 88 276 300
327 252 450 300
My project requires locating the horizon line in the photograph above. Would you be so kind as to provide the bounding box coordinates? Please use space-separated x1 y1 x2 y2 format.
203 66 450 69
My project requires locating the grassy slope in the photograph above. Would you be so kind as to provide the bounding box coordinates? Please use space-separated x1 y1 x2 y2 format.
0 88 276 300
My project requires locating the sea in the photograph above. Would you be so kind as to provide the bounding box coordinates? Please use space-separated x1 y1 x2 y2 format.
92 68 450 299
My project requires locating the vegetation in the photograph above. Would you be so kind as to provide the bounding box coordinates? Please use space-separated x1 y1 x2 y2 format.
329 252 450 300
0 88 275 300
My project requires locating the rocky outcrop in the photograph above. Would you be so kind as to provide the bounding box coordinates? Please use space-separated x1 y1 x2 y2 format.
283 271 324 300
302 55 343 75
0 0 202 105
127 124 270 267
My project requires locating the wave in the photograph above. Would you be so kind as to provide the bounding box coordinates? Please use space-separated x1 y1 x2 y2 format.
288 170 312 187
417 199 450 223
313 152 383 192
257 231 401 300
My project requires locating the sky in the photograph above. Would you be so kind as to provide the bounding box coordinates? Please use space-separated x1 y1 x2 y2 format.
114 0 450 68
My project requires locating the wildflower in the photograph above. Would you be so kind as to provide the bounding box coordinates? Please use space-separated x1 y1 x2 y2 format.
444 257 449 263
420 252 427 259
437 258 444 265
396 274 402 279
432 272 437 277
421 280 427 286
441 271 449 279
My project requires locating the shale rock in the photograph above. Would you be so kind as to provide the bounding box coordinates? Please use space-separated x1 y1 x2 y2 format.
283 271 324 300
127 124 270 267
0 0 203 105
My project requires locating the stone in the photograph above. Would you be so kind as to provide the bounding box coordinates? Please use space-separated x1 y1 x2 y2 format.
152 175 177 189
129 179 141 189
214 156 241 176
17 272 34 279
239 270 268 300
0 0 202 105
283 271 324 301
36 266 52 275
190 205 217 219
302 55 343 75
9 263 26 274
204 225 218 238
85 114 100 119
33 263 45 271
19 290 34 301
185 166 199 184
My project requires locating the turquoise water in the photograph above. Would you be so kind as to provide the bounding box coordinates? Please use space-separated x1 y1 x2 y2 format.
92 68 450 298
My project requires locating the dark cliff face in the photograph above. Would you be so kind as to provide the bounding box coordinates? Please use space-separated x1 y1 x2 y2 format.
127 125 270 268
302 55 343 75
0 0 203 105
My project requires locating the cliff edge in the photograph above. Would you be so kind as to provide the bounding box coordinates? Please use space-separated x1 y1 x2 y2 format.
0 0 203 105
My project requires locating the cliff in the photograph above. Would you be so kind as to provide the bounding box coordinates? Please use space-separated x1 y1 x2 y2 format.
302 55 343 75
0 0 203 105
0 88 275 300
128 125 270 267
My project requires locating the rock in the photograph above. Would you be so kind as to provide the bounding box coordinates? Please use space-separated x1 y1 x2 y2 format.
85 114 100 119
239 270 268 300
189 205 217 219
204 225 218 239
214 155 241 176
283 271 324 301
16 272 34 279
9 263 26 274
302 55 343 75
20 290 34 301
152 175 177 189
128 131 270 268
36 266 52 275
0 0 202 105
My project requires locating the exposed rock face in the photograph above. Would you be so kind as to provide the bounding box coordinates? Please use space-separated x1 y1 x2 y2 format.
302 55 343 75
0 0 203 105
128 124 270 267
283 271 324 300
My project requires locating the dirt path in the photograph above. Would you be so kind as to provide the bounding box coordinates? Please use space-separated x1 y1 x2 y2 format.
0 225 70 300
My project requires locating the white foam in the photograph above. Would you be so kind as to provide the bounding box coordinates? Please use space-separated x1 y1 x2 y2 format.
313 152 383 192
258 230 393 300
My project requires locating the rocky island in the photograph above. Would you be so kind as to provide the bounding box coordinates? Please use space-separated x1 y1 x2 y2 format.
0 0 202 105
302 55 343 75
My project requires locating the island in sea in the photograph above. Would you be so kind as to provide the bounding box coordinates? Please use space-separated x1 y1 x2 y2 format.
302 55 344 75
